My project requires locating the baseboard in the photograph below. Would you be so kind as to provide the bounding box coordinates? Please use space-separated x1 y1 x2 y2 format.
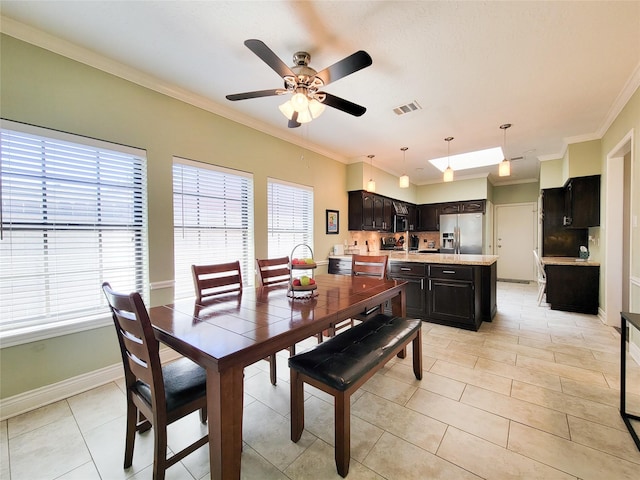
0 348 182 421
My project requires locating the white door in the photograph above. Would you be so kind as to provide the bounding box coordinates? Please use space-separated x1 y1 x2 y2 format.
495 203 537 281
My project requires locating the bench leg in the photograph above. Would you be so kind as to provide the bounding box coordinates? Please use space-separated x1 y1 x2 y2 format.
412 329 423 380
335 390 350 478
290 369 305 442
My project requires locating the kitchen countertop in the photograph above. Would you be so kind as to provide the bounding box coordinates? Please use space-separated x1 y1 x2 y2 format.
541 256 600 267
329 251 498 266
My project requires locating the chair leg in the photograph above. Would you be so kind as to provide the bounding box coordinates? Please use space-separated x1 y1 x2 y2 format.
152 423 168 480
124 398 137 468
290 369 305 442
199 406 207 424
269 354 277 385
335 390 350 478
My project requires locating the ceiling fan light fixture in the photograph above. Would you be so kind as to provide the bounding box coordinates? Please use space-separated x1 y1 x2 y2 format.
296 108 313 124
278 100 295 120
308 98 326 118
399 146 409 188
291 89 310 112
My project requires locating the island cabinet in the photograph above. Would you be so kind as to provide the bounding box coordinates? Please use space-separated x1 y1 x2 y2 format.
426 264 482 331
387 262 426 318
329 254 497 331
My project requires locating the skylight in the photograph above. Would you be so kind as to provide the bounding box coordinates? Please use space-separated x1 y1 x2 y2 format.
429 147 504 172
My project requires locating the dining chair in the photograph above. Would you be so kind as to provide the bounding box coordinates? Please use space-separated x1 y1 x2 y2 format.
102 282 208 480
329 254 389 337
533 250 547 306
192 260 279 384
191 260 242 302
255 256 323 384
256 256 292 287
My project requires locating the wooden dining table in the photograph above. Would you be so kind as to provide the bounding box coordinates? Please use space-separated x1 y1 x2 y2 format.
148 273 407 480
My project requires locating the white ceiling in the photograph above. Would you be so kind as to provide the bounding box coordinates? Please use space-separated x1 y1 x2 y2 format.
1 1 639 186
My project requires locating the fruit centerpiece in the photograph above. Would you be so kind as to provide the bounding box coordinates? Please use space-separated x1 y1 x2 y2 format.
288 244 318 298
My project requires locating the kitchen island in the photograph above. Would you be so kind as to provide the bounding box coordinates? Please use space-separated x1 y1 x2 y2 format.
329 252 498 331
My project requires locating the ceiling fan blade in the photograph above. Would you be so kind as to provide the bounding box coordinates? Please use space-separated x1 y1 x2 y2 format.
315 50 372 86
226 89 286 101
320 93 367 117
244 39 295 79
288 111 301 128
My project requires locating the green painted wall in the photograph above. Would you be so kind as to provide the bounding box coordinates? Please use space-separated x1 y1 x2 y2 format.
0 35 350 398
568 139 602 178
492 182 540 205
540 158 564 189
416 177 489 204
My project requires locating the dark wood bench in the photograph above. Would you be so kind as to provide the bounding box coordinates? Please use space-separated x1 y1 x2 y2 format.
288 314 422 477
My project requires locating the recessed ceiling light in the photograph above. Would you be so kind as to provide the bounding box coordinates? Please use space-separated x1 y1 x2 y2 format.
429 147 504 172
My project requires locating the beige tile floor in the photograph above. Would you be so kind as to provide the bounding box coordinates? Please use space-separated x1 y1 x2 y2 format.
2 281 640 479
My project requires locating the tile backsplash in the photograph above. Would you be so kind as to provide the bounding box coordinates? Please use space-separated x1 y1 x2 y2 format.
347 231 440 252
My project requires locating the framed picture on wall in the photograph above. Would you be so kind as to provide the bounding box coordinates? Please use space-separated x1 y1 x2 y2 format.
326 209 339 234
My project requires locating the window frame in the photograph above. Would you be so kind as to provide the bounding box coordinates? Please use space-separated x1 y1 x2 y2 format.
0 119 148 347
266 177 314 260
172 157 255 299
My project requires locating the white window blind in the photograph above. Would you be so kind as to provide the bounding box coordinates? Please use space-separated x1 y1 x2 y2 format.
0 122 148 334
173 158 254 299
267 179 313 259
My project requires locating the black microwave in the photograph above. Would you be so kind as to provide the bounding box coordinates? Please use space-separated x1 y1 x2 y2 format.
393 215 407 233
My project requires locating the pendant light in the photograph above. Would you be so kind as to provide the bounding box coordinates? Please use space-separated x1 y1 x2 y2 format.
366 154 376 192
399 147 410 188
499 123 512 177
443 137 454 182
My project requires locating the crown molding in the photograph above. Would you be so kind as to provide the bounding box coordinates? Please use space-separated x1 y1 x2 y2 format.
597 61 640 138
0 16 347 163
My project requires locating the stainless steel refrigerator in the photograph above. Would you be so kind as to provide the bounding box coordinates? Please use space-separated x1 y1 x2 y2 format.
440 213 484 254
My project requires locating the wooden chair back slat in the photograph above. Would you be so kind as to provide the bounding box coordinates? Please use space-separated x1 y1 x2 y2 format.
192 261 242 301
102 282 165 410
256 256 291 286
351 255 388 279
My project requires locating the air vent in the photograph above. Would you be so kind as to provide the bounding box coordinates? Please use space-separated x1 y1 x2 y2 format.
393 100 422 116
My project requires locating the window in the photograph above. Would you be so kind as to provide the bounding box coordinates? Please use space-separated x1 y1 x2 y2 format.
0 121 148 340
173 158 254 299
267 179 313 259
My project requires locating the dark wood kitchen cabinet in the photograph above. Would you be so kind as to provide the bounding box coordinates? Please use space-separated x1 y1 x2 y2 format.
436 199 486 216
542 187 587 257
545 263 599 314
417 204 439 231
348 190 393 231
387 262 426 318
563 175 600 228
426 264 482 331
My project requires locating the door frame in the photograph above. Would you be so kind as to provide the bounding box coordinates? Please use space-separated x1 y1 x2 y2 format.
604 129 634 327
493 202 538 281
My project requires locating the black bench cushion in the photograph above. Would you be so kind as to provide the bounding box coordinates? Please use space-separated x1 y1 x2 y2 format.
288 314 421 391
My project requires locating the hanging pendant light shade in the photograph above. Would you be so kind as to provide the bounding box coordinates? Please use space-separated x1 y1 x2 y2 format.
443 137 454 182
399 147 410 188
366 154 376 192
499 123 512 177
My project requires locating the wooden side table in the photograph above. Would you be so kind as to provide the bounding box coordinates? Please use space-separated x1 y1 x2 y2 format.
621 312 640 451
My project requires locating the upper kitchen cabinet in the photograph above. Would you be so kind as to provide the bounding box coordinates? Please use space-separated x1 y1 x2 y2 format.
348 190 393 231
417 204 439 231
542 187 587 257
438 200 486 215
563 175 600 228
460 200 486 213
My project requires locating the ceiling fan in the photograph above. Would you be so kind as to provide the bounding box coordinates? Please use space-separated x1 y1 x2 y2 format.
226 39 372 128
